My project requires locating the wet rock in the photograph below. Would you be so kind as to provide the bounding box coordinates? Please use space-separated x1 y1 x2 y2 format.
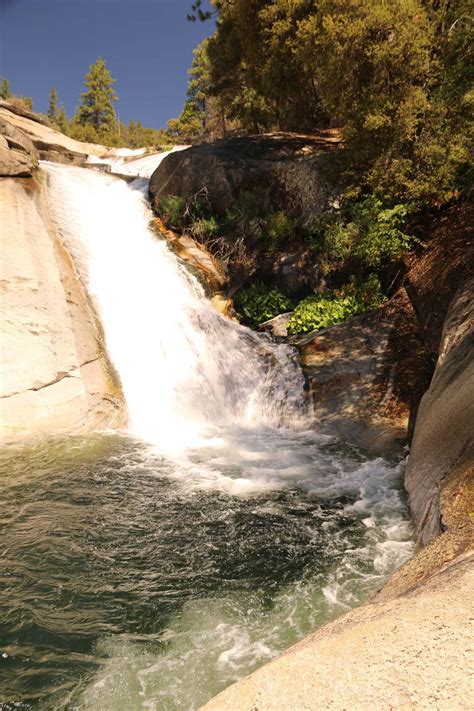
152 216 228 296
260 312 293 339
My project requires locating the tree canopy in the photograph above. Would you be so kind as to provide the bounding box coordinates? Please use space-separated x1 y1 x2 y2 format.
174 0 473 204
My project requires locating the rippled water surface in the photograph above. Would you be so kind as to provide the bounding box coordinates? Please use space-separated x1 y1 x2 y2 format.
0 430 413 710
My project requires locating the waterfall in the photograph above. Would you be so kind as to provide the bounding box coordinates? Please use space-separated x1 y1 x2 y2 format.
43 163 306 448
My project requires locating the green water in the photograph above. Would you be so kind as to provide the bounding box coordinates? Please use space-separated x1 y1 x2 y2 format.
0 429 413 710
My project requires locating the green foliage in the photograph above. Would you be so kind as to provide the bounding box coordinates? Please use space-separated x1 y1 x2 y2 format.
47 87 58 121
190 216 220 241
287 276 384 335
157 195 187 230
312 196 416 268
56 106 69 134
168 39 230 143
75 57 118 134
234 282 294 328
266 211 297 249
182 0 472 205
0 78 11 99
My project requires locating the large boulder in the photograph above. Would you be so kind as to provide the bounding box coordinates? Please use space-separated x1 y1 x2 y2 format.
149 132 343 294
0 177 126 439
294 289 433 452
149 131 342 221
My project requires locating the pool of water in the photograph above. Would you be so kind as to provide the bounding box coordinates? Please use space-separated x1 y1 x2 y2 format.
0 429 413 710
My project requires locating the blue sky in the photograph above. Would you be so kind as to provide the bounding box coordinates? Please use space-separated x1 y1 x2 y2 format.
0 0 214 128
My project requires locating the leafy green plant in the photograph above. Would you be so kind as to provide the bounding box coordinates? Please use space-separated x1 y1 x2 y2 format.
234 282 294 328
266 210 297 249
287 275 384 335
157 195 187 230
310 196 416 268
190 216 220 241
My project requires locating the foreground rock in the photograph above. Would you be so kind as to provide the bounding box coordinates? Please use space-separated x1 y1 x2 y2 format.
0 177 125 439
201 553 472 711
0 101 108 165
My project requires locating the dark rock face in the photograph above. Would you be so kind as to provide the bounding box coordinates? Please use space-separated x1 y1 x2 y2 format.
149 132 342 294
405 277 474 545
149 132 342 221
0 116 38 177
405 206 474 355
294 289 433 452
401 205 474 544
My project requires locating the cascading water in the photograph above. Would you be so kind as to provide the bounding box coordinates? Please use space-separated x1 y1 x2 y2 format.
43 162 306 448
0 156 414 711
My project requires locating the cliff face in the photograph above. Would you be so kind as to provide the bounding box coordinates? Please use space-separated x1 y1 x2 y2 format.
401 207 474 545
406 277 473 544
0 177 126 440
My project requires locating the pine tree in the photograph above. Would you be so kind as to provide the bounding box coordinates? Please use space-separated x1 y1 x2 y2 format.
56 106 69 134
0 78 11 100
48 87 58 121
75 57 118 133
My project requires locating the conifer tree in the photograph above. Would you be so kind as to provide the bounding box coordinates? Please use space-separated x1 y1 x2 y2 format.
56 106 69 134
0 78 11 100
75 57 118 133
47 87 58 121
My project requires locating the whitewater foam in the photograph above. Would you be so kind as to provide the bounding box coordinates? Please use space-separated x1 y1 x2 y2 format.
43 163 306 449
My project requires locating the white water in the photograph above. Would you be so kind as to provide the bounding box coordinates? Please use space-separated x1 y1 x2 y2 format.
88 145 188 178
43 163 306 449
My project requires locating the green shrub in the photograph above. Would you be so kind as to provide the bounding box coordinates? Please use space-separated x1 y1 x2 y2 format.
310 196 416 268
287 276 384 336
157 195 187 230
234 282 294 328
190 216 220 241
266 210 296 249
